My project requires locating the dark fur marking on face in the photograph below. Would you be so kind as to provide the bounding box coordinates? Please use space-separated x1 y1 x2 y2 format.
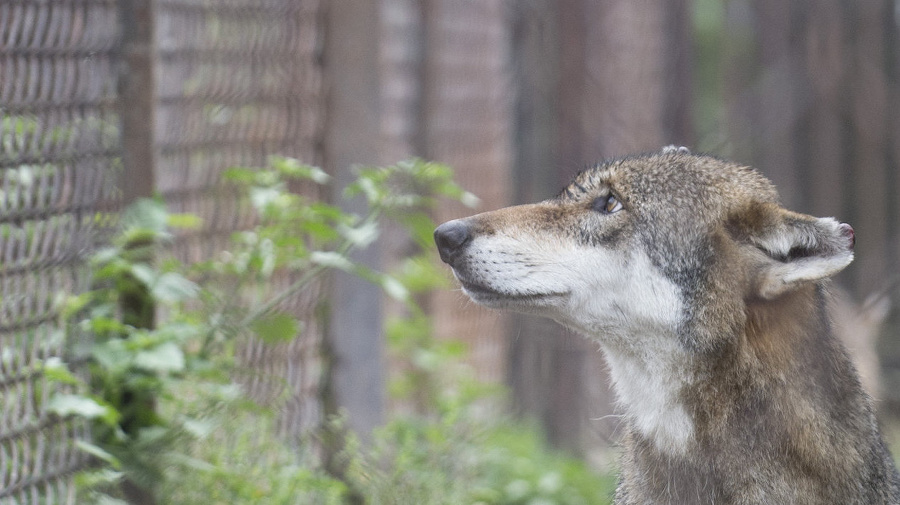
558 169 611 202
576 222 625 247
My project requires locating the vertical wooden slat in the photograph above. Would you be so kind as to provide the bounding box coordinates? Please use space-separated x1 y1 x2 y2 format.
585 0 670 156
322 0 385 438
751 0 803 209
422 0 513 384
663 0 694 147
119 0 158 202
722 0 760 164
803 0 846 220
508 0 569 446
116 3 161 503
511 0 560 203
555 0 587 171
847 0 890 296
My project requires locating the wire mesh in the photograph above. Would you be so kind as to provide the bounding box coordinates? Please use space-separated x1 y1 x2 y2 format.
0 0 121 501
1 0 327 497
153 0 325 438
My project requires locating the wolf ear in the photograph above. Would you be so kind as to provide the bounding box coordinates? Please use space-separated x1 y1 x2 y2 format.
731 203 855 299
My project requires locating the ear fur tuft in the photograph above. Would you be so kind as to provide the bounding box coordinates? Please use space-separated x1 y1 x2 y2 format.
732 203 854 299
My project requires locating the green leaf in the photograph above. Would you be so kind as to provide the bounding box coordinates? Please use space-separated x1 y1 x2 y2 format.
300 221 340 242
121 198 168 234
346 176 380 204
151 272 199 303
181 417 216 439
537 472 563 495
306 166 331 184
270 156 331 184
249 185 284 211
117 227 170 248
155 321 203 342
398 211 439 250
73 468 125 492
380 275 410 302
223 166 258 183
92 340 131 372
129 263 157 287
308 202 347 221
89 316 130 337
166 213 204 229
460 191 480 208
167 453 216 472
134 342 186 373
338 221 379 248
42 357 80 386
310 251 355 272
61 292 94 319
251 312 300 343
47 394 119 425
136 426 169 445
91 246 122 266
0 348 13 368
75 440 122 469
396 256 448 292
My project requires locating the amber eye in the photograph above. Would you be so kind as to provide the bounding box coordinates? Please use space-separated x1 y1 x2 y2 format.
592 194 623 214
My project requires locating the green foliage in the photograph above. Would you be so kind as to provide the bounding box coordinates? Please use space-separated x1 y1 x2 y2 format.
50 157 615 504
345 419 616 505
158 392 349 505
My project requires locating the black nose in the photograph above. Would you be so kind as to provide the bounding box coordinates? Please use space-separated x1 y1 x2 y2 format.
434 220 471 264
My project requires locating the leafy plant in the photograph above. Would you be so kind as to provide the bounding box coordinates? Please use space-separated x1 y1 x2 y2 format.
46 158 473 501
47 157 616 504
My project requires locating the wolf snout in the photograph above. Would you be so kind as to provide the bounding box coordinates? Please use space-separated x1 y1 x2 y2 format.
434 219 471 264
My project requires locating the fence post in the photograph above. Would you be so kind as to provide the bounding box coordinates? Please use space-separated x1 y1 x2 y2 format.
119 0 158 202
118 1 159 504
321 0 385 440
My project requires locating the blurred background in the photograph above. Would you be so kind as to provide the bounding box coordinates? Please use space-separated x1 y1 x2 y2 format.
1 0 899 502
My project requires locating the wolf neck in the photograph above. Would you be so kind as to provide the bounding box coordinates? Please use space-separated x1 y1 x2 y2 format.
599 285 837 458
600 330 697 456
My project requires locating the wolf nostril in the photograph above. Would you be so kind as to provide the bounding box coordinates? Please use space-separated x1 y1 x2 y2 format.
434 220 471 264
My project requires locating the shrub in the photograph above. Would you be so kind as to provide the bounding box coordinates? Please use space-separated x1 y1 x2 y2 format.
47 158 616 504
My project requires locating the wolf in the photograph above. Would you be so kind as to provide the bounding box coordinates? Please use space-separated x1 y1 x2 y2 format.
434 147 900 504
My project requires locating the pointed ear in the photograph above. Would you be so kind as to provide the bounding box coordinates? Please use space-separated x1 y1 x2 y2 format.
730 202 855 299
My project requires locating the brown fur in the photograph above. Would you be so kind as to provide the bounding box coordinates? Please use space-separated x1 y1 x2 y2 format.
435 150 900 504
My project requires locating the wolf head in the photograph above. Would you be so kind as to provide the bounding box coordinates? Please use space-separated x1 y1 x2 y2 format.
434 149 855 351
434 150 900 502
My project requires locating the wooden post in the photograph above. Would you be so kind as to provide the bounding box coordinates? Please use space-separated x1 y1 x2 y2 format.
321 0 385 439
119 0 158 202
117 2 158 503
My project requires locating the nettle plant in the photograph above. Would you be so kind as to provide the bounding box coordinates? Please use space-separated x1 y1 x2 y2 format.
45 157 475 502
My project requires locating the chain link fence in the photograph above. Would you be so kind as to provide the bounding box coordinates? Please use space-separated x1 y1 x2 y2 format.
151 0 325 439
0 0 325 500
1 0 120 501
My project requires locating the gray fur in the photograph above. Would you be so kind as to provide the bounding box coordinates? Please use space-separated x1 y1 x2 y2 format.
435 150 900 504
